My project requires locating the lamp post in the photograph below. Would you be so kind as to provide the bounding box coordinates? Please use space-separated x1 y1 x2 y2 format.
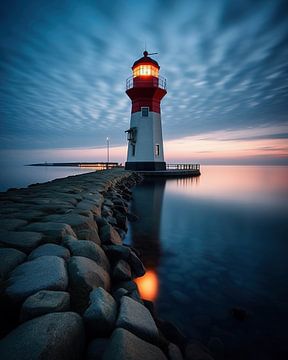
106 137 110 167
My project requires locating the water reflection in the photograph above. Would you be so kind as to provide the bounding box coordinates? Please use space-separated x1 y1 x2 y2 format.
127 166 288 359
129 177 166 301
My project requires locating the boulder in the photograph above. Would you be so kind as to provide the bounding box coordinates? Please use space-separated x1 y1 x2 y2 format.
0 248 26 281
68 256 110 313
43 214 100 243
156 319 187 353
103 328 167 360
76 199 101 216
104 244 131 261
112 287 129 303
28 244 70 261
100 224 122 245
116 296 159 343
5 256 68 303
129 250 145 278
20 290 70 322
112 259 132 281
64 238 110 272
23 222 76 243
113 210 128 231
0 312 85 360
83 287 117 337
86 338 109 360
0 219 27 231
168 343 183 360
0 231 43 254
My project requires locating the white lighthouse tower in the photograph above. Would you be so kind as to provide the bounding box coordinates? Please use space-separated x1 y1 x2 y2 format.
125 51 167 171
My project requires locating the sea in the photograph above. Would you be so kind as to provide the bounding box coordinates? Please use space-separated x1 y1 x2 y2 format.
1 165 288 359
125 166 288 360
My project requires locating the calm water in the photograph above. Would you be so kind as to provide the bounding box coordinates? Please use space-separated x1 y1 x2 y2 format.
126 166 288 360
0 165 96 192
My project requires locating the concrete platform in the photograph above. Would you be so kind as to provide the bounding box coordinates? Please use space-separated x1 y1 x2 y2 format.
136 169 201 177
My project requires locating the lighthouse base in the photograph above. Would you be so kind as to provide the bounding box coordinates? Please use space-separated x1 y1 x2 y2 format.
125 161 166 171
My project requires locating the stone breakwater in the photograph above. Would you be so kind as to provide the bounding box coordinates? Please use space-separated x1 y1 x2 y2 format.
0 169 214 360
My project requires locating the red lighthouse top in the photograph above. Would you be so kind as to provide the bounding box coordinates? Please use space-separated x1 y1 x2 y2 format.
126 51 167 114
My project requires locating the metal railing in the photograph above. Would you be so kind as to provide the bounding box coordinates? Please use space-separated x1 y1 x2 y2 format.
126 75 167 91
166 164 201 170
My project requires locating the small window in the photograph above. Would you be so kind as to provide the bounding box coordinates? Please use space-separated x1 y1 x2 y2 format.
131 144 136 156
141 107 149 117
155 144 160 156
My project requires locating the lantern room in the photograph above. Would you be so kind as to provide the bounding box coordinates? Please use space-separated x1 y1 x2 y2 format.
132 50 160 78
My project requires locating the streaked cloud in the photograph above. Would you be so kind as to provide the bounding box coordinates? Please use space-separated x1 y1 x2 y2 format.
0 0 287 164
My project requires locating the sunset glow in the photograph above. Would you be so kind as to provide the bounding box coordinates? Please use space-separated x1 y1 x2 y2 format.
134 270 159 301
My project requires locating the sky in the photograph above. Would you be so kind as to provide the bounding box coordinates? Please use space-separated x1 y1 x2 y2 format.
0 0 288 165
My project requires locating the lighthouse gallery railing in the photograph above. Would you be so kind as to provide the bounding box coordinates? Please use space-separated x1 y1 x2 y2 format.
126 75 167 91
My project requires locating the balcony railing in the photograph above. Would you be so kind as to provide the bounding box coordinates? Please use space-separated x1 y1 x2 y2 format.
126 75 167 91
166 164 201 170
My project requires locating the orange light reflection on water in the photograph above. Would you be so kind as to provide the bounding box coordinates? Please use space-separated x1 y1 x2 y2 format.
135 270 159 301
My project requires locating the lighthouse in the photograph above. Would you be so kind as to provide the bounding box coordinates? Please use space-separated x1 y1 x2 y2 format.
125 51 167 171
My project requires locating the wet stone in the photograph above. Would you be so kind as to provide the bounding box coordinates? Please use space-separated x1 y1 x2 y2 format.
20 290 70 322
0 231 44 254
68 256 110 313
116 296 159 343
0 312 85 360
0 219 27 231
112 259 132 281
5 255 68 303
103 328 167 360
83 287 117 337
0 248 26 282
23 222 76 243
100 224 122 245
64 238 110 272
28 243 70 261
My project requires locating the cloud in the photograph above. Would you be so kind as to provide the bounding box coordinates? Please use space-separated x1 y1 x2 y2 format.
0 0 287 157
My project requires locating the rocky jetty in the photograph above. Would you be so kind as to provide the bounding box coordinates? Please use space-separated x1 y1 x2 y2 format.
0 169 214 360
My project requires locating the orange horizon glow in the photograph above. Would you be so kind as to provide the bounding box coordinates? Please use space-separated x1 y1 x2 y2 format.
3 126 288 165
134 269 159 301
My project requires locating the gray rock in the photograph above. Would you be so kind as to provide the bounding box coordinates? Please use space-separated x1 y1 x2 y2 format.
0 219 27 231
20 290 70 322
112 259 132 281
103 328 167 360
64 238 110 272
0 312 85 360
28 243 70 261
83 287 117 337
113 280 138 293
129 250 146 278
77 199 101 216
127 289 143 304
0 248 26 281
104 244 131 261
116 296 159 343
23 222 76 243
86 338 109 360
5 256 68 303
112 287 129 303
100 224 122 245
0 231 44 254
43 214 100 243
68 256 110 313
168 343 183 360
114 211 128 231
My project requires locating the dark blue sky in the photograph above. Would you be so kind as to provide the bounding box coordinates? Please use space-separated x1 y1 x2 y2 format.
0 0 288 163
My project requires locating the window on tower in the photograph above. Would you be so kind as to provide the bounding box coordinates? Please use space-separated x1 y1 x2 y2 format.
155 144 160 156
131 144 136 156
133 65 159 78
141 107 149 117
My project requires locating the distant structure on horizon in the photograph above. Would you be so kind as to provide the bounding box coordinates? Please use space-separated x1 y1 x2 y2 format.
125 51 167 171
